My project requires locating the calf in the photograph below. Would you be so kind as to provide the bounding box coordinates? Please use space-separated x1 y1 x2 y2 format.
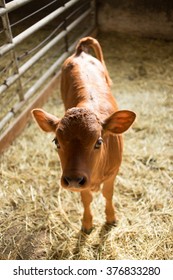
32 37 136 234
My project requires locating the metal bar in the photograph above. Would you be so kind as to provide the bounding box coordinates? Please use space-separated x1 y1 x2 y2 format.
0 0 34 16
0 8 91 95
0 30 66 95
0 24 95 131
0 0 80 57
0 70 62 153
0 111 13 131
0 1 11 43
0 0 24 101
0 52 68 131
10 0 59 29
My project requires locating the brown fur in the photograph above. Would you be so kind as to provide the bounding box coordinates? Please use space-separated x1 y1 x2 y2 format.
32 37 136 234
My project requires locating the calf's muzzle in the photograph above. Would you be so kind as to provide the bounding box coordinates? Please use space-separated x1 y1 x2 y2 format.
61 174 88 189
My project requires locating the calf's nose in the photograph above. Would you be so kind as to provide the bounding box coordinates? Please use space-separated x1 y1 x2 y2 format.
62 175 87 188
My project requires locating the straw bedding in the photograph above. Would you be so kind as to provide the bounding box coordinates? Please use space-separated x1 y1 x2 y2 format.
0 32 173 260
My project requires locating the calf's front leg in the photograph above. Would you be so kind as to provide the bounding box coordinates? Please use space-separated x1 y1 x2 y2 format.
80 190 93 234
102 175 117 225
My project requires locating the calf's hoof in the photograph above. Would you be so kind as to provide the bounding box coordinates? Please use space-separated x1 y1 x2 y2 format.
106 219 118 227
81 226 93 235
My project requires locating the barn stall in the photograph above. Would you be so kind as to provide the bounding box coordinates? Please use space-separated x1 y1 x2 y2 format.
0 0 173 260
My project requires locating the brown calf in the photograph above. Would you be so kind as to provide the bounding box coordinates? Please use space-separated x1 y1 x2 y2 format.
32 37 136 234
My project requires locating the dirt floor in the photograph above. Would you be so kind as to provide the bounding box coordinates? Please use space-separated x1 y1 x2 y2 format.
0 32 173 260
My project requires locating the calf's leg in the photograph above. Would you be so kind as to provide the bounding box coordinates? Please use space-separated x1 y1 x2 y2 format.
80 190 93 234
102 175 117 225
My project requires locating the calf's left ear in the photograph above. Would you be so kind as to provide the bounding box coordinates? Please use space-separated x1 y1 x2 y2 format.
103 110 136 134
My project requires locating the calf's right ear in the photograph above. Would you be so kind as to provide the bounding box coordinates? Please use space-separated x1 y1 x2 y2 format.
31 109 60 132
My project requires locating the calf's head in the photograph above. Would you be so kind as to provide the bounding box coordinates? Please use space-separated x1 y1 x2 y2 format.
32 107 135 191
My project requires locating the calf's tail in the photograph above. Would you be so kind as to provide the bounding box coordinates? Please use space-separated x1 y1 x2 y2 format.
75 36 112 86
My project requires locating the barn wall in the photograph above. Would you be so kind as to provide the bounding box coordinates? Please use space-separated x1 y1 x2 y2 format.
97 0 173 39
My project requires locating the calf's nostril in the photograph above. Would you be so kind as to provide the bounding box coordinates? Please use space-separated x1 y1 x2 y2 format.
63 176 71 186
78 177 86 186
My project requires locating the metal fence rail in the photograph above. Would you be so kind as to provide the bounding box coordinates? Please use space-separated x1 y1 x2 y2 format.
0 0 96 151
0 0 34 16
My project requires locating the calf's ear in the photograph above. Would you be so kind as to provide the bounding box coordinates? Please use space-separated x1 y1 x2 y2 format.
103 110 136 134
31 109 60 132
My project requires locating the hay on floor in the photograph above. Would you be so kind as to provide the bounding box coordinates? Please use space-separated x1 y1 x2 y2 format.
0 32 173 260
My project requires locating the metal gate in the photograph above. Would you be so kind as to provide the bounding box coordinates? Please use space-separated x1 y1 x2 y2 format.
0 0 96 152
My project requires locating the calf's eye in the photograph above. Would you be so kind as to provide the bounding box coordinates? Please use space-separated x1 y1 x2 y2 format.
52 137 60 149
94 137 103 149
